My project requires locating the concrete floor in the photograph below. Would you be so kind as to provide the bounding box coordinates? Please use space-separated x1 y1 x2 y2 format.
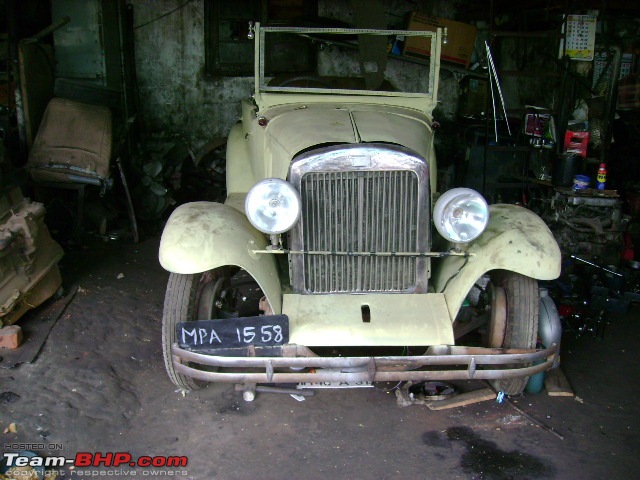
1 235 639 480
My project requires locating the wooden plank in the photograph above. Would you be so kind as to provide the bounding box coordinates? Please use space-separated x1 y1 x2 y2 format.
545 367 575 397
18 43 54 149
426 387 495 411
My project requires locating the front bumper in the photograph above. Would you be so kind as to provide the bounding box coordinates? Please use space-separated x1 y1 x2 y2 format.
172 343 559 384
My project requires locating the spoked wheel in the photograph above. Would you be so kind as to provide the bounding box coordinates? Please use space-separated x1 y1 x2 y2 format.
484 271 539 395
162 268 233 390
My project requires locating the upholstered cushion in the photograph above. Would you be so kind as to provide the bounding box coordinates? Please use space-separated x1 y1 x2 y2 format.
28 98 112 183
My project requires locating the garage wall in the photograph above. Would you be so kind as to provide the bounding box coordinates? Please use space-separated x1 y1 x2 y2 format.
130 0 463 149
131 0 252 148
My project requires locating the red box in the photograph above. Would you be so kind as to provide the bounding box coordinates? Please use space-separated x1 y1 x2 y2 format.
564 130 589 158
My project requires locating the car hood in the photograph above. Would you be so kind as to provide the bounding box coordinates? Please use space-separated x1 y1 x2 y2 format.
263 105 434 168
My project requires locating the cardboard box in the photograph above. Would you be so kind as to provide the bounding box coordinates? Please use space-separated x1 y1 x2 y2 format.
403 12 477 68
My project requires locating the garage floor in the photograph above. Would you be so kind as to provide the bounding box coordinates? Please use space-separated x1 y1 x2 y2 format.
1 236 639 480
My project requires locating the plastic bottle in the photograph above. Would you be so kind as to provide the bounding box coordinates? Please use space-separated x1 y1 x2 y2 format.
596 163 607 190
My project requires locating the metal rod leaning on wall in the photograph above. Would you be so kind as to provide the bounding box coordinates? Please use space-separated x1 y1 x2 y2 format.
570 254 623 277
485 41 511 137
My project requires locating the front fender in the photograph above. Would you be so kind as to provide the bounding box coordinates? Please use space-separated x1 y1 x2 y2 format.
433 204 561 320
225 121 256 195
159 202 282 314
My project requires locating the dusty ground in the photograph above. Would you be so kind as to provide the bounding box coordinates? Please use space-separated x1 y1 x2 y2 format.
1 235 639 479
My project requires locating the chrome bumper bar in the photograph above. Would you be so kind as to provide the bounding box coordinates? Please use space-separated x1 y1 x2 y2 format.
172 343 559 384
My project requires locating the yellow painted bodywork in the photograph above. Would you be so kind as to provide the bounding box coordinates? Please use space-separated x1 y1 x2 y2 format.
158 201 456 347
283 293 454 346
158 25 561 349
226 100 437 197
432 204 562 320
158 202 282 314
163 99 445 348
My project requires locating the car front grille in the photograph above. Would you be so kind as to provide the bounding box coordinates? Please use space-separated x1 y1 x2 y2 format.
300 170 418 293
289 145 430 294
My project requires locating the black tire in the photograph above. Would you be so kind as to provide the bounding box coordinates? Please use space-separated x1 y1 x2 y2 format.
162 267 264 391
162 272 204 391
162 269 232 390
487 271 539 395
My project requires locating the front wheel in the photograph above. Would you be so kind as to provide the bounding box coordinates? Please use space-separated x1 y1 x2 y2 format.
162 267 265 390
162 268 231 390
485 271 539 395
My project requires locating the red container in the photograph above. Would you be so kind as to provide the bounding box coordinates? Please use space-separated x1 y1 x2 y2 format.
564 130 589 158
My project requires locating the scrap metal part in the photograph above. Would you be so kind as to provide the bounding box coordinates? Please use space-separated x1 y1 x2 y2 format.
0 187 64 326
543 190 626 262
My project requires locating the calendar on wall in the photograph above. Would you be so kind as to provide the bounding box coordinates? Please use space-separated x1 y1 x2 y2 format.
563 14 597 61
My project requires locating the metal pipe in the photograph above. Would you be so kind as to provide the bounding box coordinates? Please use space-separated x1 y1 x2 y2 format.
485 41 511 136
504 396 564 440
60 174 103 187
175 356 556 384
485 42 498 143
235 384 315 397
172 344 558 386
570 255 623 276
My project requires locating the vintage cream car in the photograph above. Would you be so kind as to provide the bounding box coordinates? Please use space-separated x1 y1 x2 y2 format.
159 24 561 396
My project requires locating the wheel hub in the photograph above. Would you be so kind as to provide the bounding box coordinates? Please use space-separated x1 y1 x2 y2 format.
196 276 225 320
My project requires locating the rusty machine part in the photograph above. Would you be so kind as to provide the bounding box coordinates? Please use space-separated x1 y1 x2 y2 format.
0 187 64 327
540 190 627 265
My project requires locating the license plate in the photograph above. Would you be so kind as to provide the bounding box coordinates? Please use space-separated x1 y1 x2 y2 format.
297 381 373 389
176 315 289 350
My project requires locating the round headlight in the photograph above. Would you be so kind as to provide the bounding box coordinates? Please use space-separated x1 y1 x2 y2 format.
433 188 489 243
245 178 301 234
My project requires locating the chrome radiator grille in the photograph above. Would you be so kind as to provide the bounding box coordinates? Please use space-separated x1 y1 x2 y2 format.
299 170 419 293
288 144 431 294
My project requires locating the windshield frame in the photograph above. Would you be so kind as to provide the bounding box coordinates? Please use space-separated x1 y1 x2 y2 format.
254 24 442 106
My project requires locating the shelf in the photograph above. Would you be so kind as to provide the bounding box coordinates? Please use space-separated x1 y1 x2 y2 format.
500 70 561 77
498 175 555 187
490 30 562 38
505 108 558 116
486 145 532 152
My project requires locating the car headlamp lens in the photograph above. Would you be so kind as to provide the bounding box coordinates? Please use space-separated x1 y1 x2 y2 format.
433 188 489 243
245 178 301 234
